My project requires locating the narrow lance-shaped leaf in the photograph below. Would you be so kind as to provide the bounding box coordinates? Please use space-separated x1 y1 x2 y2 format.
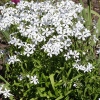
0 75 10 85
49 74 55 90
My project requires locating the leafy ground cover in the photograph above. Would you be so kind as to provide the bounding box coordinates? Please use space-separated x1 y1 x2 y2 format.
0 0 100 100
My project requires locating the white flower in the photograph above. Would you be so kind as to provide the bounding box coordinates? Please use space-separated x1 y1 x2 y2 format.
0 49 4 55
26 74 39 84
73 63 94 73
75 59 80 63
26 74 30 78
18 75 23 81
23 47 32 57
23 44 35 57
75 3 83 13
62 39 72 49
84 63 94 73
72 50 79 59
3 88 12 98
96 29 98 33
77 29 91 40
96 49 100 54
93 35 98 43
73 63 85 71
75 21 84 31
64 52 71 61
69 50 79 59
8 37 22 47
41 27 54 37
30 75 39 85
29 44 36 51
69 50 73 55
8 55 20 64
73 83 77 87
83 29 91 37
82 52 86 55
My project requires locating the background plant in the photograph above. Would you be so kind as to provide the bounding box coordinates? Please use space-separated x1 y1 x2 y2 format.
0 0 100 100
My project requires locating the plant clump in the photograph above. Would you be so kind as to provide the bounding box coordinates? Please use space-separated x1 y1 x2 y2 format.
0 0 100 99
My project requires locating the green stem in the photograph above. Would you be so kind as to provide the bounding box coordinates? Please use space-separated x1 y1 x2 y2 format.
87 0 92 29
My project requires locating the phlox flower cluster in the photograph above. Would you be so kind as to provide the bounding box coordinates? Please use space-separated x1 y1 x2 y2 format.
0 84 12 98
73 62 94 73
0 0 95 72
64 50 80 60
17 74 39 85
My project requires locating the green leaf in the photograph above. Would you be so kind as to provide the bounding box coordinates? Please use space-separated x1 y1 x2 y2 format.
84 87 88 96
67 68 72 78
1 31 10 42
5 63 10 72
79 0 84 7
13 81 23 87
30 98 37 100
91 10 100 18
71 74 82 82
65 90 72 96
55 80 63 87
95 18 100 36
94 94 99 100
48 90 55 98
9 95 15 100
21 63 25 73
56 95 64 100
49 74 55 90
0 75 9 85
